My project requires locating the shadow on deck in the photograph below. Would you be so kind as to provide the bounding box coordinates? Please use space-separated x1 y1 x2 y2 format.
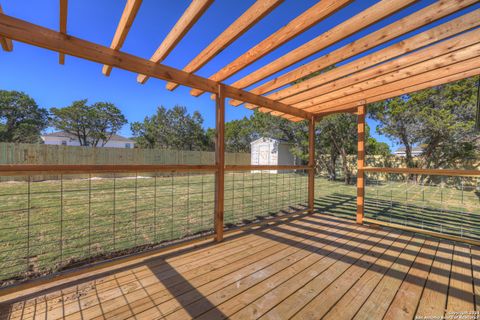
0 213 479 319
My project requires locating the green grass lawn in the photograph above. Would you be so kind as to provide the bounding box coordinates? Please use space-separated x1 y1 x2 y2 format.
0 172 477 285
0 171 307 284
316 175 480 239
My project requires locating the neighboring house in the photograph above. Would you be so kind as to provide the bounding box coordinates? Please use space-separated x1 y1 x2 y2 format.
41 131 135 148
251 137 296 173
394 146 424 157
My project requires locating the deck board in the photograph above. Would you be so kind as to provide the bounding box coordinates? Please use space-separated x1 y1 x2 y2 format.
1 213 479 320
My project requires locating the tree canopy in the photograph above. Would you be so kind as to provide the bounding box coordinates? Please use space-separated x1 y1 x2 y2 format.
131 105 211 150
50 99 127 147
0 90 49 143
369 76 480 169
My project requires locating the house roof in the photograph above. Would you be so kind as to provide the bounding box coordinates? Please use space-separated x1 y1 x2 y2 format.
42 131 134 143
394 146 424 153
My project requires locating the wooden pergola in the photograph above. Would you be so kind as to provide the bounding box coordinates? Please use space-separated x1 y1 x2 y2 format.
1 2 480 317
1 0 479 240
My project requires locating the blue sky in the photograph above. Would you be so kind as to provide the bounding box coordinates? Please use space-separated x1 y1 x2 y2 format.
1 0 478 151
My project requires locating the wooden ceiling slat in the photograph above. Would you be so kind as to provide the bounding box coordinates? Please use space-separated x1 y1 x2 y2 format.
0 13 310 120
230 0 479 106
0 4 12 51
137 0 213 84
283 58 480 117
283 29 480 107
58 0 68 64
260 9 480 105
165 0 284 92
189 0 353 97
102 0 142 76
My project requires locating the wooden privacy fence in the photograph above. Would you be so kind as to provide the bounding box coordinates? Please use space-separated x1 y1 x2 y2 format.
0 143 250 181
0 142 250 165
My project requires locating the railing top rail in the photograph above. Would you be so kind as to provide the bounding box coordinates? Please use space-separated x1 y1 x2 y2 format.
225 165 310 171
0 164 218 176
363 166 480 177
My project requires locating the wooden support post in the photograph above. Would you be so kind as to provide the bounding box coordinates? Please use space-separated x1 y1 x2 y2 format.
308 116 315 213
357 105 366 224
214 84 225 241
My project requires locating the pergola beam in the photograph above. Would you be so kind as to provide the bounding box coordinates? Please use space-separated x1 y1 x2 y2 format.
102 0 142 76
165 0 284 92
286 34 480 107
0 4 12 51
0 13 310 120
283 64 480 118
137 0 213 84
227 0 417 95
291 42 480 110
230 0 480 106
189 0 353 97
300 57 480 114
260 9 480 105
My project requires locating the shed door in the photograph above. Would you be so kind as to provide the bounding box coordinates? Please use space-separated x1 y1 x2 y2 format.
258 144 270 165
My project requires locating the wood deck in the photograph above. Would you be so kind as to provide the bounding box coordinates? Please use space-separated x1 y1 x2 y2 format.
1 213 479 320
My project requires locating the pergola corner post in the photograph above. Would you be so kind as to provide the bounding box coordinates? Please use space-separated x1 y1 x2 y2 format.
356 105 366 224
214 84 225 242
308 116 316 213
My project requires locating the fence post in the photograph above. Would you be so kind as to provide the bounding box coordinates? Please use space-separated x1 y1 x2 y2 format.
214 84 225 242
308 116 315 213
357 105 366 224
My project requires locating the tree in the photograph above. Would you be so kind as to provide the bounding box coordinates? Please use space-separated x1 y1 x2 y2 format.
369 76 479 169
50 99 127 147
366 138 391 156
0 90 49 143
131 105 211 150
318 114 358 184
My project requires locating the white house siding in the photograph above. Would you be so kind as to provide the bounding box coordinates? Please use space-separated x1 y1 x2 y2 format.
42 136 135 149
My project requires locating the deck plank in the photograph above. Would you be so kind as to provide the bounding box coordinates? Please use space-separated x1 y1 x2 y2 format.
415 241 454 318
290 231 407 320
1 213 479 320
446 243 475 314
204 225 390 320
256 229 391 320
471 246 480 313
352 235 426 320
382 239 439 319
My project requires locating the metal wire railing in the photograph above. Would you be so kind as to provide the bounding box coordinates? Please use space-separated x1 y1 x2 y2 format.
0 164 312 285
223 169 308 227
364 171 480 240
0 170 216 284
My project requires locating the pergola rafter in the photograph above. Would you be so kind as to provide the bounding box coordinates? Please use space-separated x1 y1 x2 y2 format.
0 0 475 122
283 59 480 120
165 0 284 92
258 9 480 105
189 0 353 97
102 0 142 76
223 0 418 99
0 4 12 52
136 0 213 84
0 13 309 120
259 32 480 117
58 0 67 64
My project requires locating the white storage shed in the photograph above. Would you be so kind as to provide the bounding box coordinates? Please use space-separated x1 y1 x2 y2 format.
250 137 296 173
